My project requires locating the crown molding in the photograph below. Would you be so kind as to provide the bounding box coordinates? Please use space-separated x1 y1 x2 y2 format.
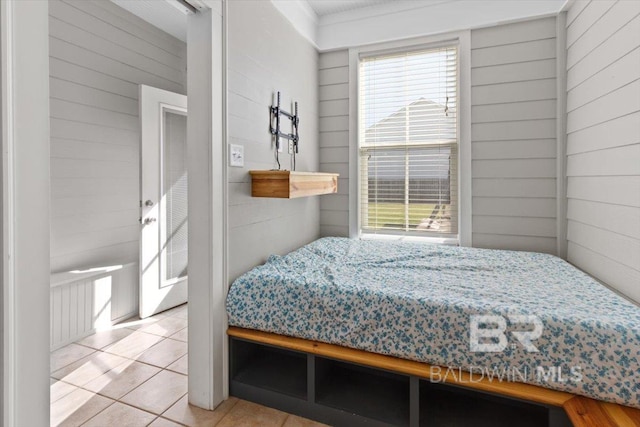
272 0 565 52
270 0 319 48
318 0 565 51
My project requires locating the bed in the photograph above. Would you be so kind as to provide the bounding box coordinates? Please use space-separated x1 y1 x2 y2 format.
226 237 640 420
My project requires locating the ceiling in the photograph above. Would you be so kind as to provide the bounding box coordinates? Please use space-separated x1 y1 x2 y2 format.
111 0 565 50
306 0 394 16
111 0 188 41
111 0 402 42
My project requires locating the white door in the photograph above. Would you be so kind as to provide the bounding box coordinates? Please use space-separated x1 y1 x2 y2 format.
139 85 188 318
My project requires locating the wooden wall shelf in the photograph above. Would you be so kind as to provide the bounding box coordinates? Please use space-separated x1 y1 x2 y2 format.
249 170 338 198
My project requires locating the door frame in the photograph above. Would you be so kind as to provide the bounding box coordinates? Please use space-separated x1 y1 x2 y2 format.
0 0 229 422
187 0 229 409
1 1 51 425
139 85 189 319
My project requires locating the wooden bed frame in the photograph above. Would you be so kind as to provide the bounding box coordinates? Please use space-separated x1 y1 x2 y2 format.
228 327 640 427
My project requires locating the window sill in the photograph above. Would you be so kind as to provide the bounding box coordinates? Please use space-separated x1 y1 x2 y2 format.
359 233 459 246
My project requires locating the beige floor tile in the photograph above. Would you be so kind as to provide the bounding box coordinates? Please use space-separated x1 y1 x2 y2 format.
283 414 330 427
51 351 129 386
166 354 188 375
161 304 188 318
51 388 113 427
76 327 136 350
83 360 161 400
133 316 188 338
102 331 164 359
82 402 156 427
51 344 95 373
120 370 187 415
169 308 188 320
148 417 184 427
51 380 78 403
216 400 288 427
163 395 237 427
169 327 188 342
136 338 188 368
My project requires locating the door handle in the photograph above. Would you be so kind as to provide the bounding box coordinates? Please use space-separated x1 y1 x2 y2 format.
143 217 157 225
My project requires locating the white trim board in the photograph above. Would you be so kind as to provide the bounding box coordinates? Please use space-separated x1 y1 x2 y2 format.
187 0 228 410
2 1 51 425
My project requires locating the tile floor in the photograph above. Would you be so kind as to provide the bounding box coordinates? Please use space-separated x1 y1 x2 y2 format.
51 304 327 427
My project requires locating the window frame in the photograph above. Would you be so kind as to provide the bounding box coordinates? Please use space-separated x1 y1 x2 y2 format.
348 32 472 245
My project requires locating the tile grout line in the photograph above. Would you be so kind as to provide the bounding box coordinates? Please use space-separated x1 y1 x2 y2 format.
53 346 188 415
212 398 241 427
52 306 190 426
158 391 190 423
75 396 117 427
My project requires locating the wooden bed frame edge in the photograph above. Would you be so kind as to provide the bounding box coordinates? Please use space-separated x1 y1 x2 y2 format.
227 326 640 427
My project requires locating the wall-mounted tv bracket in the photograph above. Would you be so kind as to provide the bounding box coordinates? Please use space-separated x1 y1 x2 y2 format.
269 91 299 170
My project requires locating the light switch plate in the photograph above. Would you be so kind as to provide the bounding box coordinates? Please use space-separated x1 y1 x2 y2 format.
229 144 244 167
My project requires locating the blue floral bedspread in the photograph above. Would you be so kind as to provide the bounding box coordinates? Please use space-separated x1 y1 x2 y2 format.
226 237 640 408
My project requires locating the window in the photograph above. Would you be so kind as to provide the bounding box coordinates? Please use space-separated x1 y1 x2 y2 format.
359 45 458 239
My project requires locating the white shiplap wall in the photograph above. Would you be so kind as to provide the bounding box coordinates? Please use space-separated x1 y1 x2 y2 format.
227 0 320 281
471 17 558 254
319 50 350 237
49 0 186 273
565 0 640 302
319 17 560 254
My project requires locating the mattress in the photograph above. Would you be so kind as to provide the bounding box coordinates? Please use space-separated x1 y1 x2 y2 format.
226 237 640 408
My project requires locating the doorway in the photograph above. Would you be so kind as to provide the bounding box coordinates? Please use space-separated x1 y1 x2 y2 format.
139 85 188 319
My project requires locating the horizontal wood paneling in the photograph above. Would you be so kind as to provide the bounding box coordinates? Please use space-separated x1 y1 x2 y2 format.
568 221 640 272
227 0 320 282
567 199 640 240
567 14 639 90
566 0 639 68
565 0 640 302
567 176 640 207
472 100 556 123
471 38 556 67
471 79 556 105
567 144 640 177
319 83 349 101
471 17 558 253
473 178 556 198
473 159 556 178
472 139 557 160
472 58 556 86
566 112 640 155
49 0 186 273
472 17 557 49
566 80 640 133
473 233 557 254
566 0 616 47
567 242 640 303
567 47 639 113
319 49 350 238
473 216 557 238
473 197 556 218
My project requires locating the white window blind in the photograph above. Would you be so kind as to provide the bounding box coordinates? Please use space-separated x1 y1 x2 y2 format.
359 45 458 238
